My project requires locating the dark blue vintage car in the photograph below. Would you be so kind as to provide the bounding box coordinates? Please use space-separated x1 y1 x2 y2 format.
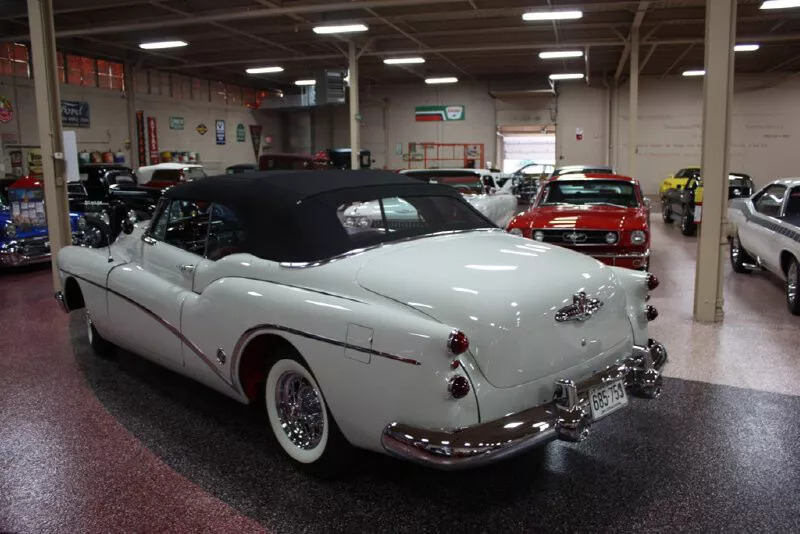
0 176 83 267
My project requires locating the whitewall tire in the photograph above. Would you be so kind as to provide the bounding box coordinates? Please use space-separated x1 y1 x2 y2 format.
263 355 352 476
86 311 115 357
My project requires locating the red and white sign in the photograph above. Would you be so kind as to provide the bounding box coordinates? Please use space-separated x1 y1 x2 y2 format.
0 96 13 123
576 127 584 141
147 116 160 164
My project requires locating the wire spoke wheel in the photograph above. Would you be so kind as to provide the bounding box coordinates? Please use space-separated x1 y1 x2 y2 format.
788 261 798 306
275 370 325 450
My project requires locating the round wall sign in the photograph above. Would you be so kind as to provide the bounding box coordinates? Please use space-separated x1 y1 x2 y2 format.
0 96 13 123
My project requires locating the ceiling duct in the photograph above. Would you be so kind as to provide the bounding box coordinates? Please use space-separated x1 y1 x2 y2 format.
488 78 555 99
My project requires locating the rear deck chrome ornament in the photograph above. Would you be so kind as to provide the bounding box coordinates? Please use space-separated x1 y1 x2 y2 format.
555 292 603 322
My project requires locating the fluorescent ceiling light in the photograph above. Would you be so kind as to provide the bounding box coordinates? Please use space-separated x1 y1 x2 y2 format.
761 0 800 9
523 10 582 21
549 73 584 80
312 24 368 34
425 77 458 84
294 79 316 86
682 69 705 76
246 66 284 74
139 40 188 50
384 57 426 65
539 50 584 59
734 44 760 52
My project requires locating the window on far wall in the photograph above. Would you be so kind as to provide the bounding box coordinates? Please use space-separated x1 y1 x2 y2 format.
242 87 256 108
0 42 30 77
192 77 209 101
97 59 125 91
66 54 97 87
211 81 227 105
56 52 66 83
226 84 241 106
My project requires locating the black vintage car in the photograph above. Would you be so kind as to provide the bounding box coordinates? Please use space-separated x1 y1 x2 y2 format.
226 163 259 174
661 170 754 236
79 163 159 219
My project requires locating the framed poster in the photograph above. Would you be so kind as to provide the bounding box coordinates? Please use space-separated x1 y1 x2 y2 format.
169 116 185 130
215 120 225 145
61 100 90 127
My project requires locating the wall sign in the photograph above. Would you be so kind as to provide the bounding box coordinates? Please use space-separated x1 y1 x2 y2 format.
215 120 225 145
136 110 147 166
236 123 246 142
249 125 262 159
61 100 90 128
0 96 13 123
169 116 185 130
576 127 584 141
415 105 465 122
196 123 208 135
147 116 160 164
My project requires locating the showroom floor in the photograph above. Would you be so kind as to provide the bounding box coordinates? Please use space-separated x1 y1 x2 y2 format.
2 210 799 533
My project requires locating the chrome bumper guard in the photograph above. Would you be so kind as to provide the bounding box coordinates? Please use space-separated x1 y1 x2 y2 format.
381 339 667 470
0 237 52 267
54 291 70 313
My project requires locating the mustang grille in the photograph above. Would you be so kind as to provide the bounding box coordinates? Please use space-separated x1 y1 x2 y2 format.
536 229 619 245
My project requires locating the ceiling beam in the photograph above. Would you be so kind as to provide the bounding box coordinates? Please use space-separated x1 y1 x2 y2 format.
767 52 800 72
640 43 657 73
614 2 649 82
661 44 694 79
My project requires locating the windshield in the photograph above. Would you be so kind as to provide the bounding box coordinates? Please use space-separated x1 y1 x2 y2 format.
540 180 639 207
279 192 494 262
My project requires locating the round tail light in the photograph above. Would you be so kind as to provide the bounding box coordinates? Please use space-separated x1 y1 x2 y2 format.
448 375 470 399
448 330 469 355
646 273 659 291
645 305 659 321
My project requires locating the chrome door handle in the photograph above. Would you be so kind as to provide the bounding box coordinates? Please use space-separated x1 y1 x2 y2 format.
178 264 195 273
142 235 157 245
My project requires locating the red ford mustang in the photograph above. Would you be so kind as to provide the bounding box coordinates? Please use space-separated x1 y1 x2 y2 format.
506 173 651 270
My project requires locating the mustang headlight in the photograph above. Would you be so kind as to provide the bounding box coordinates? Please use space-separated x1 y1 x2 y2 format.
630 230 647 245
533 230 544 241
3 222 17 239
508 227 523 237
605 232 618 244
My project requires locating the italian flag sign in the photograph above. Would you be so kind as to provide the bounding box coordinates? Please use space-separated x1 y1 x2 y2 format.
415 105 465 121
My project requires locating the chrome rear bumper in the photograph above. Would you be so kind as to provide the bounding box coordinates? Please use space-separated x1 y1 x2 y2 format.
381 339 667 470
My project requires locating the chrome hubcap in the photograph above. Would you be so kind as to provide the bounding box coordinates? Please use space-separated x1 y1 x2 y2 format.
275 371 324 450
788 263 798 303
731 237 740 263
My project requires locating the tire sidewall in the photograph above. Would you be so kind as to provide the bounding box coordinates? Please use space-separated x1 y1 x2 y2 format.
787 259 800 314
265 357 330 464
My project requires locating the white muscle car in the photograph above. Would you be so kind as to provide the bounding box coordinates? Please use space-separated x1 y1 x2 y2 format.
55 170 667 475
728 178 800 314
399 168 519 228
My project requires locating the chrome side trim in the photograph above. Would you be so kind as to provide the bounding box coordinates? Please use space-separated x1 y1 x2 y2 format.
60 270 236 392
381 339 667 470
279 228 501 269
591 250 650 259
229 324 421 385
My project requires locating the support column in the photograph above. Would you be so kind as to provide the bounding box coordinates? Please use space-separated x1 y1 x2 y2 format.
694 0 736 322
348 41 361 170
628 26 639 177
27 0 70 291
125 63 138 167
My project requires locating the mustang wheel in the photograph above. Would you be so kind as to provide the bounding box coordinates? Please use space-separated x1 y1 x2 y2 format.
661 200 672 223
86 312 115 357
729 235 752 274
680 208 696 236
786 257 800 315
264 356 352 477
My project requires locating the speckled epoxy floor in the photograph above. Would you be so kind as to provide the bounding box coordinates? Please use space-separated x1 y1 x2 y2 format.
2 207 799 533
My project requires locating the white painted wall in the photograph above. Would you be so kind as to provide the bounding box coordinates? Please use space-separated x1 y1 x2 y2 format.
0 75 283 176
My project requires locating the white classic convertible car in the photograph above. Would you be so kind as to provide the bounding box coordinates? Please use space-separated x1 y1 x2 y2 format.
56 171 667 475
728 178 800 314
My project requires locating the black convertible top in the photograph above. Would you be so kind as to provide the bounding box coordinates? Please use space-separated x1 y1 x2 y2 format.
163 170 487 262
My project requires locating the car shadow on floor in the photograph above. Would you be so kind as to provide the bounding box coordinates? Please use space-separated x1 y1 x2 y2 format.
68 313 800 532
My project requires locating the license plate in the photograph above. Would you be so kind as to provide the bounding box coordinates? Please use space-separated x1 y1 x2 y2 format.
588 379 628 420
